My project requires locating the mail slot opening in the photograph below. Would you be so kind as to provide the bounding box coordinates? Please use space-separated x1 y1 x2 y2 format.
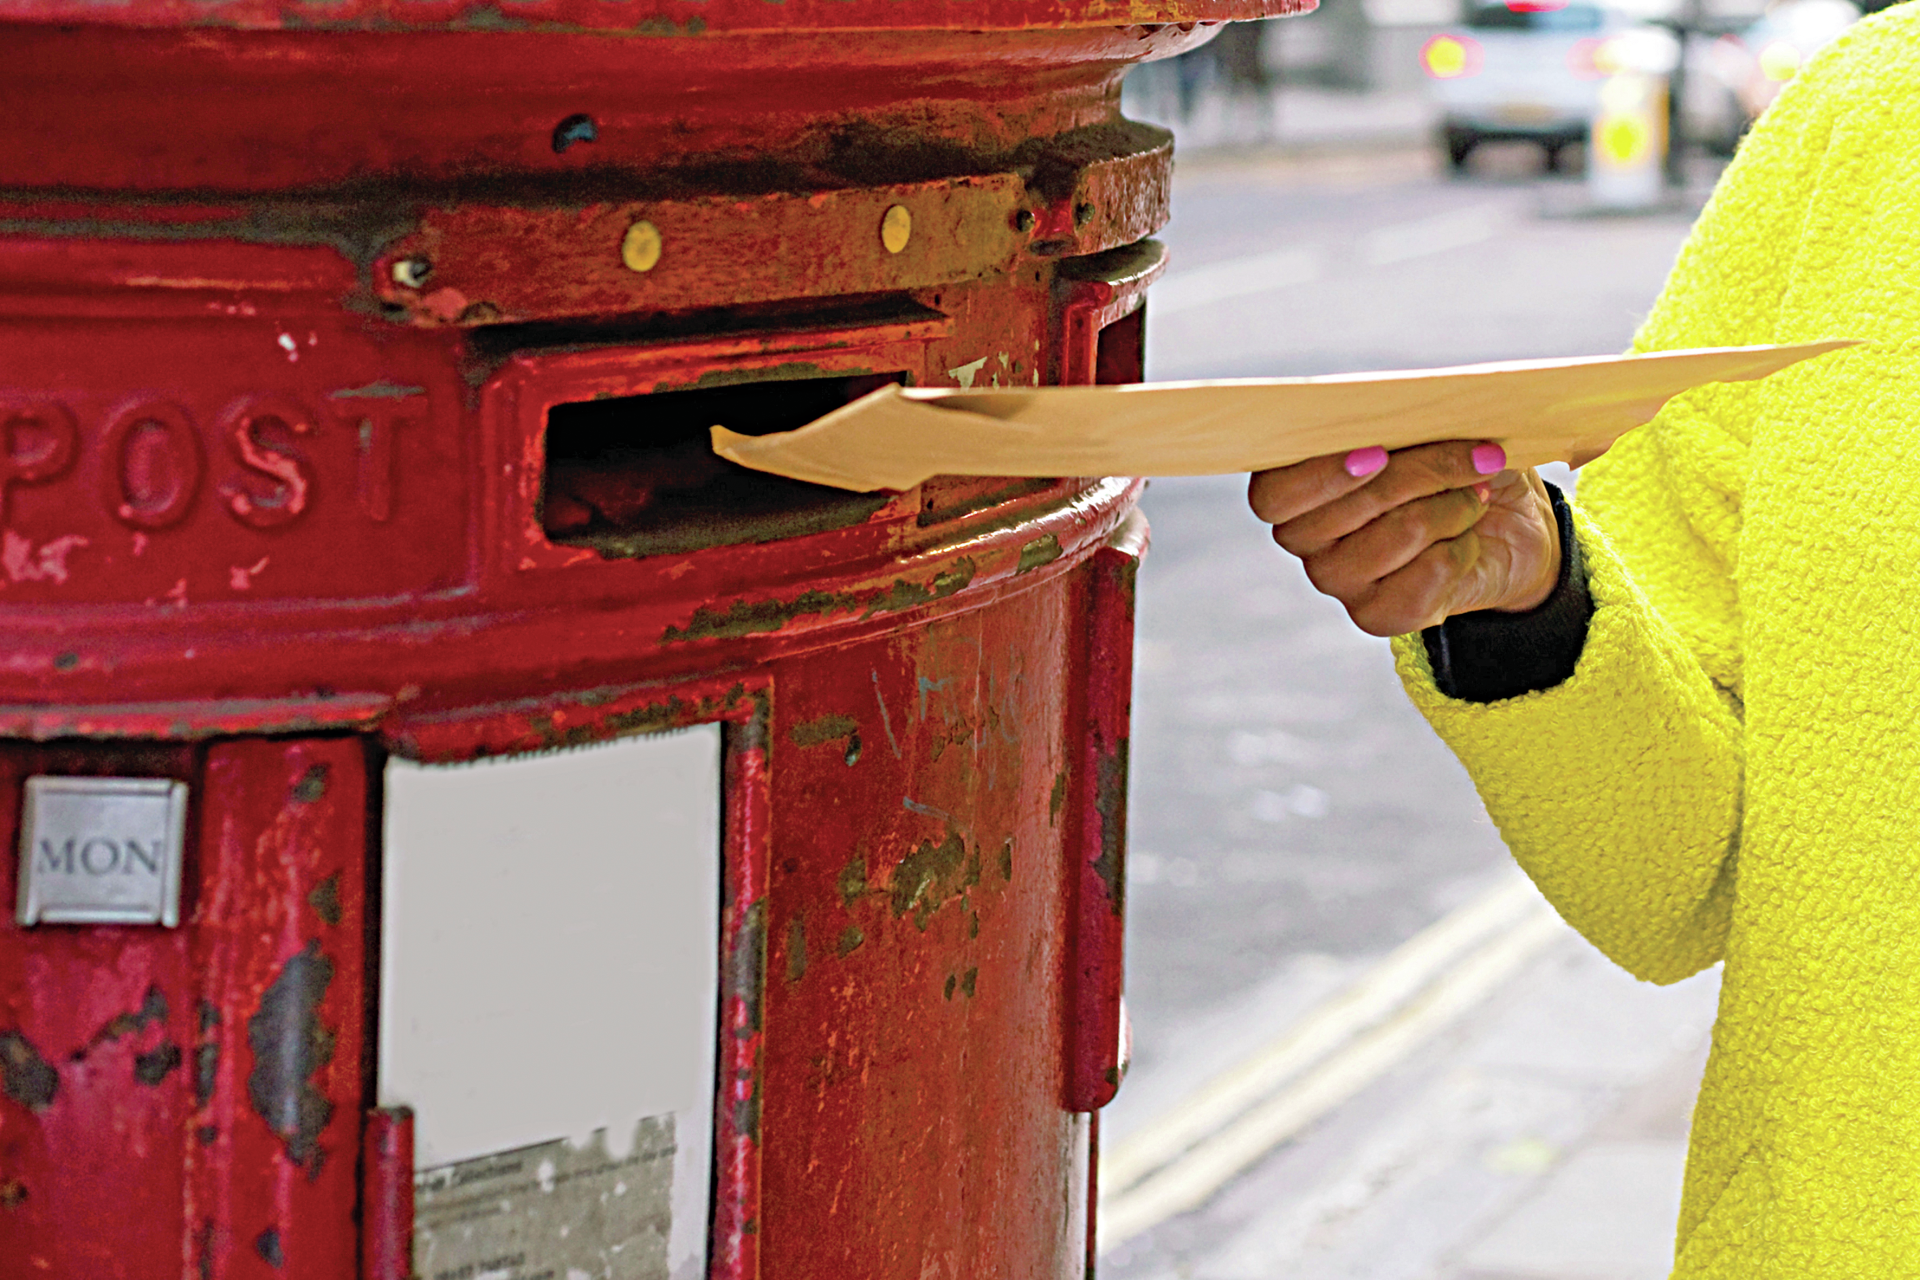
1095 306 1145 386
542 371 904 558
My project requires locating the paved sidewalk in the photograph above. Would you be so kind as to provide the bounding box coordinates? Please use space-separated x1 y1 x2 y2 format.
1104 920 1720 1280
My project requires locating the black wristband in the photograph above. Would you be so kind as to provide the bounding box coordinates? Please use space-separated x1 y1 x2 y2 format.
1422 481 1592 703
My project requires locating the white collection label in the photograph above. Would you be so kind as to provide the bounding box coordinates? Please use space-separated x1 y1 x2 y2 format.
16 776 188 927
382 728 723 1280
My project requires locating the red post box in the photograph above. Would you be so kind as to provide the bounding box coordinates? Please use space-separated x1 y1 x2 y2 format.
0 1 1308 1275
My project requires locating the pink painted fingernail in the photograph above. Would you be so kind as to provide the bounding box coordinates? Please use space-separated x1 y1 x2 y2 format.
1344 446 1388 478
1472 482 1492 504
1472 443 1506 475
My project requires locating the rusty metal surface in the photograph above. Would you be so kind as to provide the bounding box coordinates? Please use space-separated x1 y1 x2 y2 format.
1066 513 1146 1114
0 737 368 1277
0 743 198 1274
715 706 772 1280
759 591 1089 1276
0 0 1309 31
189 738 369 1280
0 4 1192 1270
360 1109 414 1280
374 125 1170 329
0 240 1147 723
0 26 1198 194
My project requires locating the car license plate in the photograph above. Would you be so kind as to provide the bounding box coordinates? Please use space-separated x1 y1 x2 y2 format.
1496 102 1559 124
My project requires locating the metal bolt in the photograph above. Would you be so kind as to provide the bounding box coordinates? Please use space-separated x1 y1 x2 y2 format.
880 205 913 255
621 220 663 273
1074 202 1096 228
552 113 598 154
390 257 432 289
1013 209 1036 233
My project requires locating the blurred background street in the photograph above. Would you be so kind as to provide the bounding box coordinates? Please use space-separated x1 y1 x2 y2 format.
1098 5 1821 1269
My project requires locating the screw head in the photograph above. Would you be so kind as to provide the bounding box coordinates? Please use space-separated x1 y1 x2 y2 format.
390 257 432 289
621 220 663 273
881 205 913 255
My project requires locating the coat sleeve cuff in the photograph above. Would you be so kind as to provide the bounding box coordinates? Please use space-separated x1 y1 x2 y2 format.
1420 482 1592 703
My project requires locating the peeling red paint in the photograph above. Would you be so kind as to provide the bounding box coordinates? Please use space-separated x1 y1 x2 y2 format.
185 738 368 1280
1066 514 1146 1115
0 0 1187 1268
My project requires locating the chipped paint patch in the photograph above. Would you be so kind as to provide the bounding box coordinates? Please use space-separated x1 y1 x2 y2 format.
1016 533 1062 574
196 1042 220 1106
889 828 979 931
789 714 858 749
1092 743 1129 915
134 1041 183 1086
247 940 336 1169
786 918 807 983
837 856 867 906
947 356 989 389
328 380 426 401
0 1031 57 1110
2 531 88 584
196 999 222 1106
228 556 270 590
662 561 978 641
291 763 329 804
84 985 169 1053
728 900 767 1037
307 873 342 926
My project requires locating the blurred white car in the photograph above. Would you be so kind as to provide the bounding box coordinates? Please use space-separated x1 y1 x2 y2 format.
1698 0 1858 143
1423 0 1680 171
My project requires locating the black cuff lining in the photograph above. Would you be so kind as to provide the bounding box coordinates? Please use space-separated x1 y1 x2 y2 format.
1422 482 1592 704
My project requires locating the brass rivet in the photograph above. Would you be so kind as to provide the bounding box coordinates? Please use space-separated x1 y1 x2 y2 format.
390 257 432 289
621 220 663 273
881 205 913 255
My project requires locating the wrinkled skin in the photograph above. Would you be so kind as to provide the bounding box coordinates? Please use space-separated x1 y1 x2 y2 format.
1247 440 1562 638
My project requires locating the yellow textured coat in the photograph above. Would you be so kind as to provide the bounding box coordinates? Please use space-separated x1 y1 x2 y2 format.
1392 10 1920 1274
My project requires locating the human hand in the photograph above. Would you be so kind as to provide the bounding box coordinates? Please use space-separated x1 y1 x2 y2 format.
1246 441 1561 637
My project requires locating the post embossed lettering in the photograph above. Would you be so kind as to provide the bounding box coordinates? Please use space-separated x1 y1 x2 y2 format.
220 396 315 529
0 402 78 524
104 400 203 530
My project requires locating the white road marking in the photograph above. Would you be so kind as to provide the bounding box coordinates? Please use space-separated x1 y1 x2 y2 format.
1097 871 1564 1252
1150 201 1515 320
1363 202 1510 267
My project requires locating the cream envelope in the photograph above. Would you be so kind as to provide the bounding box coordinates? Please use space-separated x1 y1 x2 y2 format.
710 341 1852 492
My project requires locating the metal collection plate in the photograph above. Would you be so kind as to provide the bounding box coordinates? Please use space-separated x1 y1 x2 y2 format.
16 776 189 927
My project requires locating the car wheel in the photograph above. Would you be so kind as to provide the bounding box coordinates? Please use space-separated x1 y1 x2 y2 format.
1545 139 1583 173
1444 126 1477 173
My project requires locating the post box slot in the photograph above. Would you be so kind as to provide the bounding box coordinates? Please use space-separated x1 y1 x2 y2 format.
542 372 904 558
1095 306 1145 385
